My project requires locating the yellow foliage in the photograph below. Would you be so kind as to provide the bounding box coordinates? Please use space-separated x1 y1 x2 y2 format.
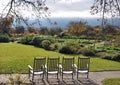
94 27 100 33
68 22 87 35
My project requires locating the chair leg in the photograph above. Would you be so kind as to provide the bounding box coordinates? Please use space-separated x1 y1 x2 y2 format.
87 73 89 78
77 72 78 79
40 74 44 79
28 74 29 79
32 73 34 81
72 73 73 79
62 73 63 79
57 73 58 79
28 69 30 79
47 73 48 79
45 71 46 78
43 73 44 79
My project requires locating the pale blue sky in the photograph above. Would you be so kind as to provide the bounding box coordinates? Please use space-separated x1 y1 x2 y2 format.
0 0 99 18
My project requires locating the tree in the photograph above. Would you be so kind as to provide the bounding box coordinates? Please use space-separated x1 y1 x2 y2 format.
27 26 38 34
91 0 120 27
82 26 95 37
68 21 87 36
0 17 14 35
1 0 120 28
15 26 25 34
0 0 49 26
49 27 63 36
39 27 49 35
102 24 118 34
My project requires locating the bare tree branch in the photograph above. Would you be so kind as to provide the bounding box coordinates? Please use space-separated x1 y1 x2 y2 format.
0 0 49 27
115 0 120 16
91 0 120 28
6 0 14 17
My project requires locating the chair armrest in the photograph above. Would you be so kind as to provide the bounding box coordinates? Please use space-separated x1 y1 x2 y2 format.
59 64 62 69
28 65 33 70
45 64 47 69
44 64 47 72
73 64 77 68
87 64 89 69
58 64 62 73
73 64 77 72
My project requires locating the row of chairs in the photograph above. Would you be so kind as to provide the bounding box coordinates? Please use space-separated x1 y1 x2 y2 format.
28 57 90 81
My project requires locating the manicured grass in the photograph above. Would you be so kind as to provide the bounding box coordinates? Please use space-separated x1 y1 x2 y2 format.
102 78 120 85
90 58 120 71
0 43 120 73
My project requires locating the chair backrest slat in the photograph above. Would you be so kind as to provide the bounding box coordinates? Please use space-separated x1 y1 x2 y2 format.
62 57 74 71
34 57 46 71
47 57 59 71
78 57 90 70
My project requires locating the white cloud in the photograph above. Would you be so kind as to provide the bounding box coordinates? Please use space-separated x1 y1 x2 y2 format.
0 0 11 16
46 0 94 18
0 0 95 18
55 0 82 3
50 10 99 18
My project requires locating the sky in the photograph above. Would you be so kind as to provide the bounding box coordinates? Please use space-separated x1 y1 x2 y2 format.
0 0 98 18
46 0 98 18
1 0 119 27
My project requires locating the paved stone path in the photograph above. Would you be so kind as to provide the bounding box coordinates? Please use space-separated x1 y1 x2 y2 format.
89 71 120 85
0 71 120 85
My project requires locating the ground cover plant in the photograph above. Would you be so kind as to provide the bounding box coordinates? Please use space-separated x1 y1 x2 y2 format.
2 34 120 62
95 46 120 61
102 78 120 85
19 35 97 54
0 43 120 73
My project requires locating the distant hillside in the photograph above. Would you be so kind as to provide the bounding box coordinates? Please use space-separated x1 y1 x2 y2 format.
15 17 120 29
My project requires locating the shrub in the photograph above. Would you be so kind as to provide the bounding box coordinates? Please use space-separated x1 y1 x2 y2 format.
80 48 96 56
59 45 78 54
80 44 84 47
20 36 33 45
50 44 58 51
10 37 15 42
41 40 51 50
96 52 106 57
97 35 106 40
59 46 73 54
32 36 44 47
114 47 120 51
102 53 112 60
81 40 93 44
62 36 78 39
112 54 120 62
8 74 26 84
48 38 55 43
58 39 65 43
44 37 55 43
78 35 87 39
0 34 10 42
101 53 120 62
95 48 106 52
65 40 79 46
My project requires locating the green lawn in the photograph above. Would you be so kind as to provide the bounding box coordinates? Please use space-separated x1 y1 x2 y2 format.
0 43 120 73
102 78 120 85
